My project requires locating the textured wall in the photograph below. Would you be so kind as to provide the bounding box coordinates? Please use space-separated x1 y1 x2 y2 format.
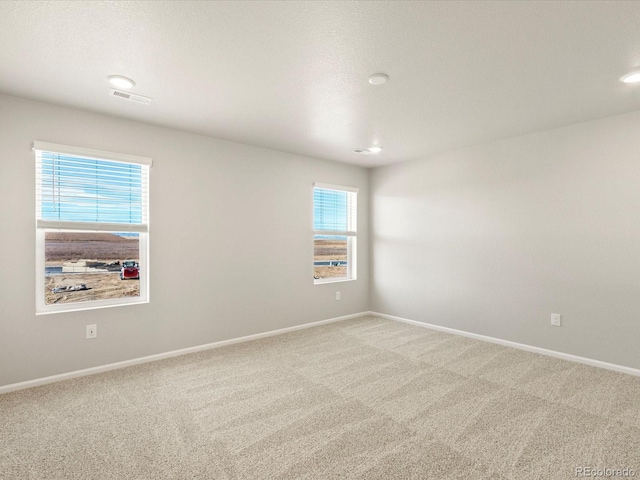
0 94 369 386
371 110 640 369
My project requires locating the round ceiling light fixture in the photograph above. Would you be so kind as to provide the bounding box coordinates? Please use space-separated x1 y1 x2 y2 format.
108 75 136 89
368 73 388 85
353 146 383 154
620 70 640 84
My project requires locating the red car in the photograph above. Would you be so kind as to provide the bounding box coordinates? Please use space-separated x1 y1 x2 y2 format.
120 260 140 280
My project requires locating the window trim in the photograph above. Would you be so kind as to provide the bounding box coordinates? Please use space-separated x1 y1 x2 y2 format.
34 142 151 315
33 141 152 166
313 182 358 284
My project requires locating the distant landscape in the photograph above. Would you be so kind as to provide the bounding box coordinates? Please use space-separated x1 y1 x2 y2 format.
45 234 342 305
45 232 139 305
45 232 139 262
314 238 347 279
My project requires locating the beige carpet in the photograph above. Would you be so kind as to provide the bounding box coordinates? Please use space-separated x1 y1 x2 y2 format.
2 315 640 479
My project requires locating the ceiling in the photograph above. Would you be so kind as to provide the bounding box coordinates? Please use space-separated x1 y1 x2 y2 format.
1 1 640 167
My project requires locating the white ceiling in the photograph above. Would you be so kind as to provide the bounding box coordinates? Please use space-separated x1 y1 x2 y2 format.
1 1 640 167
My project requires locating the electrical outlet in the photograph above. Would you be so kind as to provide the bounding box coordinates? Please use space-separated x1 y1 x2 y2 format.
550 314 561 327
86 324 97 339
336 291 341 300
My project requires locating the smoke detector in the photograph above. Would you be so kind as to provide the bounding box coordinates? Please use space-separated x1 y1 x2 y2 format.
109 89 153 105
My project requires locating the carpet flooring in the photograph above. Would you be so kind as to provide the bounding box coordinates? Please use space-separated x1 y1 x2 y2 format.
2 315 640 479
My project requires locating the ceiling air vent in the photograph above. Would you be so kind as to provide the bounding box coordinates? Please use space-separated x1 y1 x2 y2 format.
109 89 153 105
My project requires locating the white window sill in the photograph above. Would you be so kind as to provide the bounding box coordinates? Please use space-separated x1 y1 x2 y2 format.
314 277 356 285
36 297 148 315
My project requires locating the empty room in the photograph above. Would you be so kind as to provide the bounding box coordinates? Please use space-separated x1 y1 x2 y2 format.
2 1 640 478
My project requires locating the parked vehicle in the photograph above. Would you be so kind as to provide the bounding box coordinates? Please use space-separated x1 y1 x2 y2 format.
120 260 139 280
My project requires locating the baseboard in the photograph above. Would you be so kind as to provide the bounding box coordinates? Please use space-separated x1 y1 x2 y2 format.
372 311 640 377
0 311 369 395
9 310 633 394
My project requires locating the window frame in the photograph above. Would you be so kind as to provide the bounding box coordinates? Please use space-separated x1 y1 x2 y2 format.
313 182 358 284
34 142 151 315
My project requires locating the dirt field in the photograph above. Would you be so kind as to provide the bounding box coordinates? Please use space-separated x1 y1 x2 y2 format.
314 238 347 279
44 232 140 305
45 273 139 305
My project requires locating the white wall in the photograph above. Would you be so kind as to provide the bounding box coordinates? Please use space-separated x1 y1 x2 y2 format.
371 110 640 370
0 94 369 387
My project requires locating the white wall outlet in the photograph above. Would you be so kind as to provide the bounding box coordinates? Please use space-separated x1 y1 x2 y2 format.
550 314 562 327
86 324 97 339
336 291 341 300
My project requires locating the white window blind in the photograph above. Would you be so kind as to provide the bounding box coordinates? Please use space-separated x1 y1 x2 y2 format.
34 143 150 233
313 183 357 236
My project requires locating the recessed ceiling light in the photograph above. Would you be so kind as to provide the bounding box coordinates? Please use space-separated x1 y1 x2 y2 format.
620 70 640 84
108 75 136 89
368 73 388 85
368 146 382 153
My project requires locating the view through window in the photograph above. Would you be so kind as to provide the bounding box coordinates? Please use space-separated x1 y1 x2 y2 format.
44 232 141 305
313 184 357 283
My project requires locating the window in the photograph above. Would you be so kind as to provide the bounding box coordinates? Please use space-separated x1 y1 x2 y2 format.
35 142 151 314
313 183 357 283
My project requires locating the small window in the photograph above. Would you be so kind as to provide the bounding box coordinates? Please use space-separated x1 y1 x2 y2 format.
35 142 151 314
313 183 357 283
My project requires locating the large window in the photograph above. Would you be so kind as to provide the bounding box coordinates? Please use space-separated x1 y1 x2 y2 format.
313 183 357 283
35 142 151 314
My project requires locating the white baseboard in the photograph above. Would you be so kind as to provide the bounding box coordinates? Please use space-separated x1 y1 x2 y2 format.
6 310 636 395
0 311 369 395
372 311 640 377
